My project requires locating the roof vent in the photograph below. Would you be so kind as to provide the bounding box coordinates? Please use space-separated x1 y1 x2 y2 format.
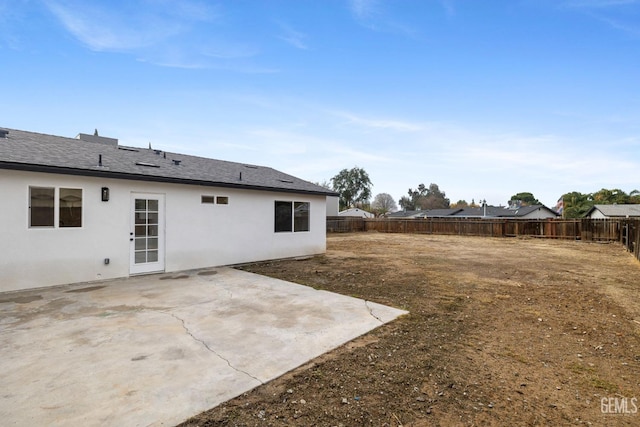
136 162 160 168
0 129 9 138
172 159 181 166
76 132 118 146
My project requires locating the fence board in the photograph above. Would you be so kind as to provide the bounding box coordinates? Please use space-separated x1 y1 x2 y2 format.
326 217 640 262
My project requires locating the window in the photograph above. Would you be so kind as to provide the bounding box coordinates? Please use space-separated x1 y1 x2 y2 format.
59 188 82 227
275 201 293 232
29 187 54 227
29 186 82 228
275 201 310 233
202 195 228 205
294 202 310 232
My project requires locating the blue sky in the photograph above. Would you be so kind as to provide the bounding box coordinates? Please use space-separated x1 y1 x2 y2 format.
2 0 639 208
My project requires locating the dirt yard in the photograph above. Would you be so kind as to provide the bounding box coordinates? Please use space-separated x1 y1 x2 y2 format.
180 233 640 426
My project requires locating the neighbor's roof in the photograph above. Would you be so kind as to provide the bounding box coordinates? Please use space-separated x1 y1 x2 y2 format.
586 204 640 217
387 205 559 218
452 205 559 218
0 128 336 196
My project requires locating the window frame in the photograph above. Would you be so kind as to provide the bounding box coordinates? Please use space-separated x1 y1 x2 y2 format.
28 186 83 229
29 186 55 228
59 188 83 228
274 200 310 233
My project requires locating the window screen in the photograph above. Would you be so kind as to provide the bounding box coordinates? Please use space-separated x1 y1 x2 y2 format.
274 201 293 232
59 188 82 227
29 187 55 227
294 202 310 232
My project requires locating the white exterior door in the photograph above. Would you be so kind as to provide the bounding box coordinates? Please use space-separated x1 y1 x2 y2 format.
130 193 165 275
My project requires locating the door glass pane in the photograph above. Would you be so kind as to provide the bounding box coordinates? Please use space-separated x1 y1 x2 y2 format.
147 238 158 250
135 251 146 263
135 212 146 224
135 238 146 250
148 200 158 211
135 199 146 211
147 251 158 262
135 225 146 236
147 212 158 224
147 225 158 236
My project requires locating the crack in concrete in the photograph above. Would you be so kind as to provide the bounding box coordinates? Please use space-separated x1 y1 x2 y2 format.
365 301 384 323
167 312 263 385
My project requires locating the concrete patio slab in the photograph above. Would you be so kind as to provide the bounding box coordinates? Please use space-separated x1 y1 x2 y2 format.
0 267 407 426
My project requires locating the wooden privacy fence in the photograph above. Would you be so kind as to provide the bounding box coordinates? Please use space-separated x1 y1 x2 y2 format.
327 217 640 262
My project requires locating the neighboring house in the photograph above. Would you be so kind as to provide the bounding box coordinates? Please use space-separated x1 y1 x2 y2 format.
453 205 560 219
386 209 462 218
387 205 559 219
326 195 340 216
585 204 640 219
0 128 337 292
338 208 374 218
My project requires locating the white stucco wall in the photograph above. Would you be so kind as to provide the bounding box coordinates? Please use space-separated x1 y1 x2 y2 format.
588 209 606 219
521 208 558 219
1 169 327 292
326 196 339 216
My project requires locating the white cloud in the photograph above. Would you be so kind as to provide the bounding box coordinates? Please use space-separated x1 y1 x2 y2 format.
561 0 640 36
349 0 380 21
564 0 639 7
332 111 424 132
43 0 185 51
277 22 308 50
439 0 456 16
347 0 417 36
42 0 276 70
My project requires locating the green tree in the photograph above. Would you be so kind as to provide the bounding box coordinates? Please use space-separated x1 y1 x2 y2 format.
371 193 397 216
562 191 592 218
398 183 450 210
592 188 629 205
451 199 469 208
630 190 640 203
509 192 539 206
331 167 372 210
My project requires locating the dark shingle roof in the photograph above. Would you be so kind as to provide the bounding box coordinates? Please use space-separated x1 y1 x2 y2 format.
453 205 559 218
0 128 336 196
388 205 559 218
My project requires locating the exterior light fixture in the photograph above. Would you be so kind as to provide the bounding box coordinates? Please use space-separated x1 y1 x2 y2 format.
101 187 109 202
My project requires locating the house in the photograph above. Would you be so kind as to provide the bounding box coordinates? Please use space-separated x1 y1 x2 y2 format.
387 209 462 218
387 205 559 219
585 204 640 219
338 208 374 218
0 128 337 292
452 205 560 219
